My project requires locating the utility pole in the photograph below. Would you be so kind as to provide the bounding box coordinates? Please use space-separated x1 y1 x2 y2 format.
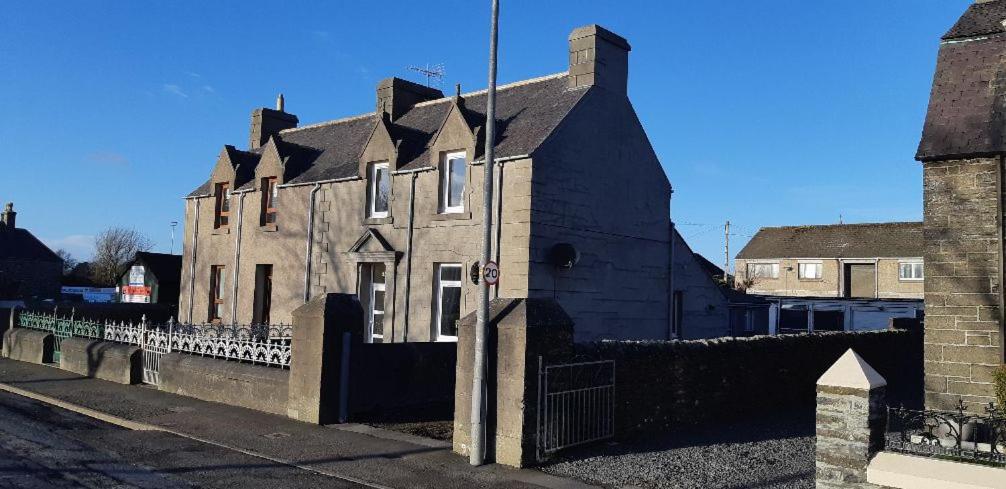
724 220 730 279
471 0 499 467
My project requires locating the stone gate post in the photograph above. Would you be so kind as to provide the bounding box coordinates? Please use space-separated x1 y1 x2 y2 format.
287 293 364 424
815 348 887 489
454 298 574 468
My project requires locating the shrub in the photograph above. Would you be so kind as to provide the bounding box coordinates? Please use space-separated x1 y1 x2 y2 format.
995 365 1006 410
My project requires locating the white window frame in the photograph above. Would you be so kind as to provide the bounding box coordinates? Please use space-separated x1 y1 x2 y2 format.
434 263 463 342
898 261 924 281
798 262 822 280
367 265 386 342
747 262 779 279
368 162 390 218
441 151 466 214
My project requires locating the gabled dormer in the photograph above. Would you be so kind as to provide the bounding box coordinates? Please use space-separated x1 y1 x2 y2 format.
255 137 285 229
209 146 239 231
359 115 400 221
427 98 480 215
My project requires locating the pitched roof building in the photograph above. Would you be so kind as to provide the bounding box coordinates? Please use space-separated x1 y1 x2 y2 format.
916 0 1006 411
179 25 675 342
0 203 62 300
735 222 924 299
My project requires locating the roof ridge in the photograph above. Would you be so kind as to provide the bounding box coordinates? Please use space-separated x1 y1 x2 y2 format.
759 221 922 231
279 112 376 134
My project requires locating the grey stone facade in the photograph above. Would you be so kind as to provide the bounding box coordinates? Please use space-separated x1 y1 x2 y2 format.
178 25 674 343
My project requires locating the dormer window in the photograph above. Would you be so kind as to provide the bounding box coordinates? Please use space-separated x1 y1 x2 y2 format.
214 182 230 229
440 151 466 214
368 162 390 218
261 177 278 226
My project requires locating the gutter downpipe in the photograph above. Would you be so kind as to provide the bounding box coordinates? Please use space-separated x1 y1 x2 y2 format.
187 199 201 323
304 184 322 302
668 220 676 340
493 160 504 299
402 172 417 342
230 193 245 323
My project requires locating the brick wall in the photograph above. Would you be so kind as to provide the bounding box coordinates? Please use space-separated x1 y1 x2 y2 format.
922 157 1004 410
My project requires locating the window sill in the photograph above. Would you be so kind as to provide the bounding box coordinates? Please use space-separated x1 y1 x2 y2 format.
798 278 823 282
260 224 278 232
364 216 393 225
431 211 472 221
212 227 230 235
898 279 924 283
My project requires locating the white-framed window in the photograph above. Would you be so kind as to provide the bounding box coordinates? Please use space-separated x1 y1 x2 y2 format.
899 261 924 281
434 263 462 341
798 262 822 280
367 263 386 342
747 263 779 279
368 162 390 218
440 151 466 214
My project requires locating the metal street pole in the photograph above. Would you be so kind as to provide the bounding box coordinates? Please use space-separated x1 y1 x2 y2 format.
471 0 499 467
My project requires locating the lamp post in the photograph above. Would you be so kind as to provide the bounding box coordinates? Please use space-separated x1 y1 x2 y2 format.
169 221 178 254
470 0 500 467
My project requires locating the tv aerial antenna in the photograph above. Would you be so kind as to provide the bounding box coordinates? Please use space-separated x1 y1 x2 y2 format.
408 63 445 88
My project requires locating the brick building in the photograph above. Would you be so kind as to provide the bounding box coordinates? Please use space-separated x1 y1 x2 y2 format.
179 25 675 342
734 222 924 299
0 203 62 301
916 0 1006 409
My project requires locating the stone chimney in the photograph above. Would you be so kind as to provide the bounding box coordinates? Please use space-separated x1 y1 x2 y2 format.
376 78 444 121
1 202 15 230
568 24 631 94
249 94 298 150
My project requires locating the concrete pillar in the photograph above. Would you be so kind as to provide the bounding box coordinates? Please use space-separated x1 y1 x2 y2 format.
287 293 364 424
453 298 574 467
815 349 887 489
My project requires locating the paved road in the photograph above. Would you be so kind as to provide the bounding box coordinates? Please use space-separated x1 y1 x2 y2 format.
0 391 363 489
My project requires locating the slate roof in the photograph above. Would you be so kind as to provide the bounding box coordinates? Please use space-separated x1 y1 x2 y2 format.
0 228 61 263
736 222 923 260
189 73 586 197
132 252 182 284
917 1 1006 161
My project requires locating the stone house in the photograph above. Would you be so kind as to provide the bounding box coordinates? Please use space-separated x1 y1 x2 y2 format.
0 203 62 301
734 222 924 300
179 25 674 342
916 0 1006 409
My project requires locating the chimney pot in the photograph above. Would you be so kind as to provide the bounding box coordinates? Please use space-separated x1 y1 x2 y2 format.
568 24 631 94
1 202 15 230
276 93 285 112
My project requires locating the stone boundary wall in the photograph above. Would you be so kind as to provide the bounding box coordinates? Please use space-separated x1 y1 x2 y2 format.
59 338 141 385
159 353 289 416
574 330 923 434
1 328 53 364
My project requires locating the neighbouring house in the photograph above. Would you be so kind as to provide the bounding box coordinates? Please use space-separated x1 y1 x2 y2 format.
179 25 674 342
916 0 1006 409
0 202 62 301
670 228 769 338
734 222 924 300
117 252 182 309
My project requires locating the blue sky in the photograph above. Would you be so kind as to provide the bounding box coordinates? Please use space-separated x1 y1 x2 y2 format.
0 1 970 270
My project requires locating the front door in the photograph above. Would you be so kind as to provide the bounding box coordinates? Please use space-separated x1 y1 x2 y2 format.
844 263 876 298
367 263 386 343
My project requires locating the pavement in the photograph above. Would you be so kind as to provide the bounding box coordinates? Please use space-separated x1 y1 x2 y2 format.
0 358 597 489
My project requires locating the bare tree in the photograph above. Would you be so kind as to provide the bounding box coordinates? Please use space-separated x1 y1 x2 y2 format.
55 248 78 275
91 227 153 285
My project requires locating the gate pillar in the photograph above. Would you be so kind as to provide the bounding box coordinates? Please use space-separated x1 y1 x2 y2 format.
287 293 364 424
453 298 574 468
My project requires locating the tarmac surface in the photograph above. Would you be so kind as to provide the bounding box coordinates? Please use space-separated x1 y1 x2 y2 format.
0 358 593 489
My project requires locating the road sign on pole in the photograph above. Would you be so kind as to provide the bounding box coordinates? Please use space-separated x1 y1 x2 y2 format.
483 261 499 286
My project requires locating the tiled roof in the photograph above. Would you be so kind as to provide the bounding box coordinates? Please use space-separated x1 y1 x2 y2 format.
736 222 923 260
0 228 61 263
917 2 1006 161
188 73 586 196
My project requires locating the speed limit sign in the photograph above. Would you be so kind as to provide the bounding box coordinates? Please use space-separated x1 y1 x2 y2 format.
483 261 500 285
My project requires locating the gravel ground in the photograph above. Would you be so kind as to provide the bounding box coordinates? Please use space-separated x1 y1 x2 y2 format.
540 412 815 489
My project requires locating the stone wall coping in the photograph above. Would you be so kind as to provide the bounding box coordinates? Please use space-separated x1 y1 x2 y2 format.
817 348 887 390
867 451 1006 489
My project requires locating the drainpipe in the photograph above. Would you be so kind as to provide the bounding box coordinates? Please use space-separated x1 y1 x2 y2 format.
402 172 417 342
493 160 504 299
186 199 201 323
668 220 676 340
304 184 322 302
230 193 245 323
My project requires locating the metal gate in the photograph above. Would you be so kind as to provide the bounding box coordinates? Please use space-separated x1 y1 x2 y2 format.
141 324 171 386
536 358 615 461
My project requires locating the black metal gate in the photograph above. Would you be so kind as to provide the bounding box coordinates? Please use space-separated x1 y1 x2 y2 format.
536 358 615 461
